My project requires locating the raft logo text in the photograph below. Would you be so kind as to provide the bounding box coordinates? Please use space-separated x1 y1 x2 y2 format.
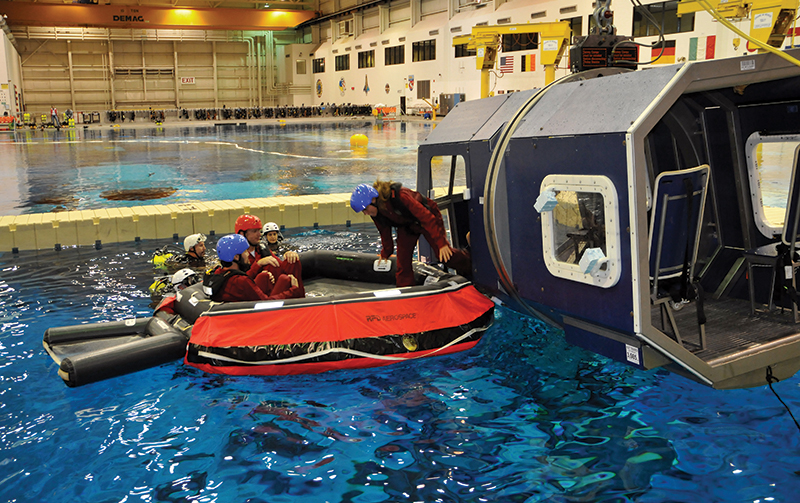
366 312 417 322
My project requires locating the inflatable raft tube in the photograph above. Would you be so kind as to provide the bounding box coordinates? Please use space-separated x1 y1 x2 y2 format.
180 250 495 376
44 313 190 387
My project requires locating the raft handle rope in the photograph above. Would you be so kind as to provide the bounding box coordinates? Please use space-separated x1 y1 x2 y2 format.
766 365 800 434
196 325 489 366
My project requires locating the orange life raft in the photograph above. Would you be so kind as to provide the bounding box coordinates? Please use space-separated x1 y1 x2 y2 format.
164 250 495 376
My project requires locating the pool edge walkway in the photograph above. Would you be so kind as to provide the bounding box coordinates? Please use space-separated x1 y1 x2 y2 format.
0 187 459 253
0 193 369 253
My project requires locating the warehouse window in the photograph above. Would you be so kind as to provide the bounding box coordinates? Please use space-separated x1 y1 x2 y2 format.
385 45 405 65
335 54 350 71
412 40 436 62
632 1 695 37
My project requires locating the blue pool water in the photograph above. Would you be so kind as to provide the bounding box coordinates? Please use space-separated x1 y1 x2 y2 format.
1 123 800 501
0 121 440 215
2 226 800 502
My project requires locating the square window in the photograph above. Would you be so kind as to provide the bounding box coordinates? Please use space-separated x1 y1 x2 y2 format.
746 132 800 238
539 175 621 287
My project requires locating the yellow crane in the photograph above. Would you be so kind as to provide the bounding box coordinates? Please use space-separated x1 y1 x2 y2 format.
452 22 572 99
678 0 799 66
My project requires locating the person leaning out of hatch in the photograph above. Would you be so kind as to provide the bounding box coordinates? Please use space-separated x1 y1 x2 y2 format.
203 234 299 303
350 181 471 287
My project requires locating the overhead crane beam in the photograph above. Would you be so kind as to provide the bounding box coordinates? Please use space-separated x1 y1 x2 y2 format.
452 22 572 99
0 1 317 31
678 0 798 51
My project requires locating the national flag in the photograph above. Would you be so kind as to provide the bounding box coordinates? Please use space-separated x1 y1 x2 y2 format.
499 55 514 73
688 35 716 61
786 27 800 49
521 54 536 72
651 40 676 64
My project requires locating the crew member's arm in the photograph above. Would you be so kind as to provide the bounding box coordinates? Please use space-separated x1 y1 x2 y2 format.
266 275 300 300
283 250 300 263
372 217 395 259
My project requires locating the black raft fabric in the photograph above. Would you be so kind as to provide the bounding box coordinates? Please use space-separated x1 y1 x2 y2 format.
59 318 188 387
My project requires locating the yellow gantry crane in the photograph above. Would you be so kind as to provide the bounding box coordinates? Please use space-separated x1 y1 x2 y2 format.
452 22 572 99
678 0 799 56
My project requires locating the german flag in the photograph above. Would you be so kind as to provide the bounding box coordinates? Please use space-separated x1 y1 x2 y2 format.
651 40 676 64
521 54 536 72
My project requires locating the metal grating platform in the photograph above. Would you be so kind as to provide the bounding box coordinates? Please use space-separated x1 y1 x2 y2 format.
652 296 800 362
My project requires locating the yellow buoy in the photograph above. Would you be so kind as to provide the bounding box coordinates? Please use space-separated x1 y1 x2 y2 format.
350 134 368 148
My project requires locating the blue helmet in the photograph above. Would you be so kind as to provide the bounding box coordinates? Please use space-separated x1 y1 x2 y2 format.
350 183 378 212
216 234 249 262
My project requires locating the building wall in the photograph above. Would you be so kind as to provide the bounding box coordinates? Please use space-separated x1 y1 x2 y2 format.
9 30 300 118
302 0 793 110
6 0 798 116
1 30 23 117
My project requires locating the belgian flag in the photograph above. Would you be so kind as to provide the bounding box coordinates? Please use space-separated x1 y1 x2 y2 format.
521 54 536 72
651 40 676 64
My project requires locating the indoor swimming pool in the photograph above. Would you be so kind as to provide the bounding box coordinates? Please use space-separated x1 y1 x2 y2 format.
1 123 799 502
0 121 437 215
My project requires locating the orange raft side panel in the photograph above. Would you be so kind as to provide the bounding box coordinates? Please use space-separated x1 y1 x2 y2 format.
189 285 495 347
185 340 481 376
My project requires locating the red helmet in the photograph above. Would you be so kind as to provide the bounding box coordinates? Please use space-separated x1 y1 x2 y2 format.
235 214 262 234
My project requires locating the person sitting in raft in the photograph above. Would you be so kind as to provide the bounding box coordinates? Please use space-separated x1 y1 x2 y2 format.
350 181 472 287
261 221 300 262
203 234 300 302
235 214 304 298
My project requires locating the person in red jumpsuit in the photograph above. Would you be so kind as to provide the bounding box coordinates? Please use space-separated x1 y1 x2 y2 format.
350 181 471 287
204 234 300 302
234 214 305 297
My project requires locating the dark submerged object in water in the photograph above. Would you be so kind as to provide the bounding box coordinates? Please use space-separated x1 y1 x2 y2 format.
100 187 177 201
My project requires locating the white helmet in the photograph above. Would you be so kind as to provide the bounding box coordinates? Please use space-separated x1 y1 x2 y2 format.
262 222 283 241
183 233 206 252
171 268 198 289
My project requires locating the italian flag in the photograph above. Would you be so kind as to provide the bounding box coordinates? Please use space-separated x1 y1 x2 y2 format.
689 35 716 61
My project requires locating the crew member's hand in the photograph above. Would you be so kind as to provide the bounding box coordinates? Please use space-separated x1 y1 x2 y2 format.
284 251 300 263
288 274 299 287
258 256 280 268
438 245 454 263
267 272 275 284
